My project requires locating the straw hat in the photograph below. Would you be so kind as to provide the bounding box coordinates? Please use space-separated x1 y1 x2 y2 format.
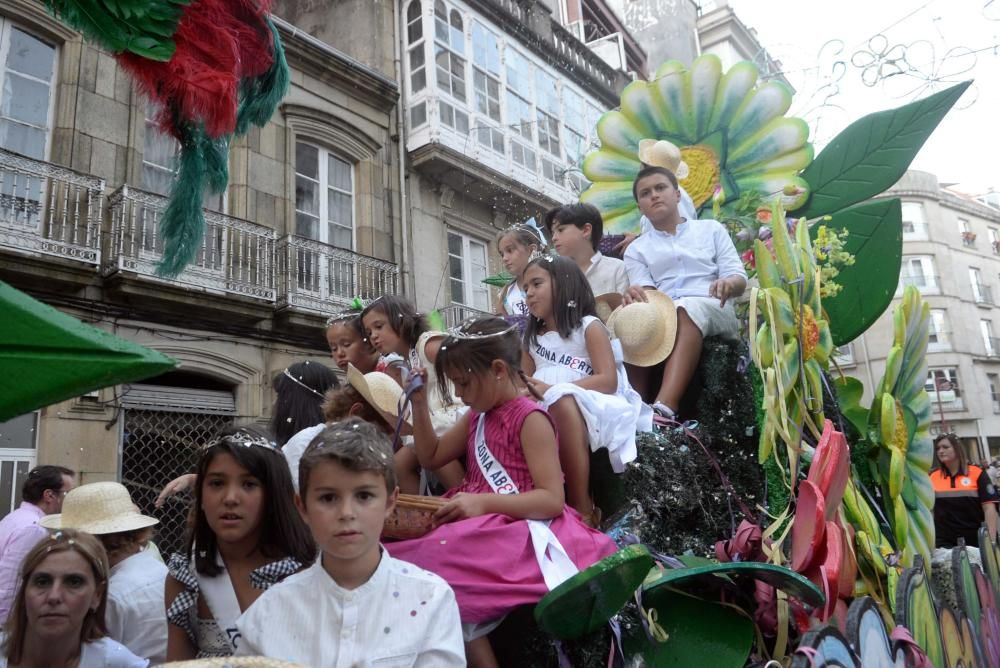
161 658 306 668
346 364 413 434
40 482 158 535
594 293 624 323
637 139 689 179
606 290 678 367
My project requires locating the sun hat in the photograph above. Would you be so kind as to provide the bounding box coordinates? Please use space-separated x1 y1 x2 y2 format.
637 139 690 179
40 482 158 535
594 292 624 324
346 364 413 434
605 289 678 367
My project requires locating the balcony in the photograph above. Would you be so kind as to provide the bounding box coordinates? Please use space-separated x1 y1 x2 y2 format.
0 148 105 266
439 304 493 328
962 231 977 247
974 284 994 306
898 274 940 294
275 235 399 317
901 221 929 240
104 186 277 301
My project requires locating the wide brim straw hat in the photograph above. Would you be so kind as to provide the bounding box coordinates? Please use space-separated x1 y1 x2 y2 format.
346 364 413 435
594 293 624 323
606 289 678 367
637 139 690 180
40 482 158 535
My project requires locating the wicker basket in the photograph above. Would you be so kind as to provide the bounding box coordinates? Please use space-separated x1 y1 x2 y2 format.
383 494 447 540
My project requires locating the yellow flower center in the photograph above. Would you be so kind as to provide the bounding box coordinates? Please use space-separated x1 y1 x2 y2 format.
679 145 721 207
893 401 907 453
793 304 820 361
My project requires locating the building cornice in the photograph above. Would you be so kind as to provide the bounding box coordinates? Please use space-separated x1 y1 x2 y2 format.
881 188 1000 223
273 17 399 111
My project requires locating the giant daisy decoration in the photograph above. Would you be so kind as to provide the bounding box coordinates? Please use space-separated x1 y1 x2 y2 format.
581 54 813 234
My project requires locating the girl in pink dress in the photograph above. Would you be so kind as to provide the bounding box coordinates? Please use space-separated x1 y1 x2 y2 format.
384 315 617 668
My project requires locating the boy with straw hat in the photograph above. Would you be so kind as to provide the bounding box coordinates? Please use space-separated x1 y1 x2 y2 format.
620 165 747 421
41 482 167 665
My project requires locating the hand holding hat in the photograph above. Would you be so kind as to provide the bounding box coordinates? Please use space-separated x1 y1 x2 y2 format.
606 289 678 367
346 364 413 434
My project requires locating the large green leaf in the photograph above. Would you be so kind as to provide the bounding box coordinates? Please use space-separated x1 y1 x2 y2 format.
794 81 971 218
834 376 870 438
814 198 902 345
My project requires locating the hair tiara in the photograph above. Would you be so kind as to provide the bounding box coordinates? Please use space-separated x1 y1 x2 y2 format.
204 429 279 452
282 367 326 399
441 318 518 343
503 217 547 246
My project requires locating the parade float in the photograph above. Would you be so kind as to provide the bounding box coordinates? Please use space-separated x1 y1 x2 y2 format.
28 0 999 660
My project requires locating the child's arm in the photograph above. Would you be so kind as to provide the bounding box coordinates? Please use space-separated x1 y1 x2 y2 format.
411 376 469 470
433 412 564 523
573 320 617 393
164 576 197 661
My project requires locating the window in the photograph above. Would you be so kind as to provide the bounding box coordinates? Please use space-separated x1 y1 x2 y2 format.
294 141 354 250
970 267 992 304
984 320 997 355
0 22 57 228
959 217 976 246
988 373 1000 412
926 368 962 410
535 69 560 157
990 228 1000 254
832 343 854 365
0 413 36 517
434 1 465 103
438 100 468 134
901 201 928 240
959 217 971 234
928 309 948 350
471 21 502 154
407 1 427 94
505 48 535 172
899 256 936 291
142 103 224 212
447 230 490 311
541 157 562 185
0 22 56 160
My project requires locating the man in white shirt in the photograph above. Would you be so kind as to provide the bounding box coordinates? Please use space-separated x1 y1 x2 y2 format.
623 166 748 419
236 419 464 667
544 203 629 297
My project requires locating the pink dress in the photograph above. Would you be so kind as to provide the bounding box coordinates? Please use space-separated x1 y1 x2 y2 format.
384 397 617 623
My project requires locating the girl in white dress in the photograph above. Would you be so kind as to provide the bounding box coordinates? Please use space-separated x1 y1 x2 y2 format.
495 224 545 317
164 427 315 660
521 256 644 522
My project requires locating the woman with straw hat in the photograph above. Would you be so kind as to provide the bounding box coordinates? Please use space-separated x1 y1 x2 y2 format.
41 483 167 665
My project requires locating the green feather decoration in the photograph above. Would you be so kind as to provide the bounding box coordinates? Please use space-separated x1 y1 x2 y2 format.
235 19 290 135
42 0 190 61
482 272 513 288
426 310 446 332
155 125 211 278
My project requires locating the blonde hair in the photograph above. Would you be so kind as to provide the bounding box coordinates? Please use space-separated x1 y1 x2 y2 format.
2 529 109 664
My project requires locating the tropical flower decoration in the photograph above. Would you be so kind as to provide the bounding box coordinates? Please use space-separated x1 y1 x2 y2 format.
580 54 813 234
750 201 833 468
864 286 936 568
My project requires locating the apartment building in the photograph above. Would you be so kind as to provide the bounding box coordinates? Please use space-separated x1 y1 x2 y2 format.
840 170 1000 464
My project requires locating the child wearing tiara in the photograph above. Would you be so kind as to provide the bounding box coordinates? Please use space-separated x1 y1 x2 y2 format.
164 426 315 660
385 316 617 668
495 222 545 317
521 255 646 521
326 310 380 375
362 296 465 491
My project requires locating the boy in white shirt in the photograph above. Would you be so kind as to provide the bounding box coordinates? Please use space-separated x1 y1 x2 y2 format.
544 202 629 297
622 166 748 419
236 418 465 667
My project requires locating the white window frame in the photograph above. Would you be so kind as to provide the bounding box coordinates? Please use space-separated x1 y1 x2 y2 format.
0 412 38 518
901 201 928 240
926 368 963 410
970 266 991 304
983 319 996 356
294 141 356 251
447 229 490 312
898 256 937 293
988 373 1000 413
434 1 466 104
928 309 949 351
0 20 57 161
470 21 503 155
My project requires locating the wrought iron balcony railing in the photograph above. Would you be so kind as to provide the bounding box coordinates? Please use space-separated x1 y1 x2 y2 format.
275 235 399 317
104 186 277 301
0 148 105 266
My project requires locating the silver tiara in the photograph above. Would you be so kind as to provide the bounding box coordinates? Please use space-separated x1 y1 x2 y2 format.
282 368 326 399
443 318 518 341
205 429 278 452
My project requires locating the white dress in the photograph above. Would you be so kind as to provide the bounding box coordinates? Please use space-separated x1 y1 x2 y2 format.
528 316 647 471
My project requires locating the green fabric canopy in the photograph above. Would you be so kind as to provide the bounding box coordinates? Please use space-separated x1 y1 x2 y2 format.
0 281 177 421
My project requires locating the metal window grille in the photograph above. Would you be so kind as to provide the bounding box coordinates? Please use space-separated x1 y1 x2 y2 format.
121 409 234 558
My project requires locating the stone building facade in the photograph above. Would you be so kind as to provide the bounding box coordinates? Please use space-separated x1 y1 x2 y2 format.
0 0 402 546
842 170 1000 465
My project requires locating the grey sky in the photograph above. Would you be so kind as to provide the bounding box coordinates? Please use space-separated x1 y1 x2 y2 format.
731 0 999 194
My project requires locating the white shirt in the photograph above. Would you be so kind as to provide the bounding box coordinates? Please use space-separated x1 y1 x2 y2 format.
236 551 465 667
584 252 629 296
0 636 148 668
105 551 168 665
624 218 747 299
282 423 325 492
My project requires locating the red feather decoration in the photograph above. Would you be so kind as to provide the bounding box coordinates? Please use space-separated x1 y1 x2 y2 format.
118 0 275 139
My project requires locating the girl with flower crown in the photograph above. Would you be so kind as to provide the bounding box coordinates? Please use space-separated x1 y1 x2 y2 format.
164 426 315 660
